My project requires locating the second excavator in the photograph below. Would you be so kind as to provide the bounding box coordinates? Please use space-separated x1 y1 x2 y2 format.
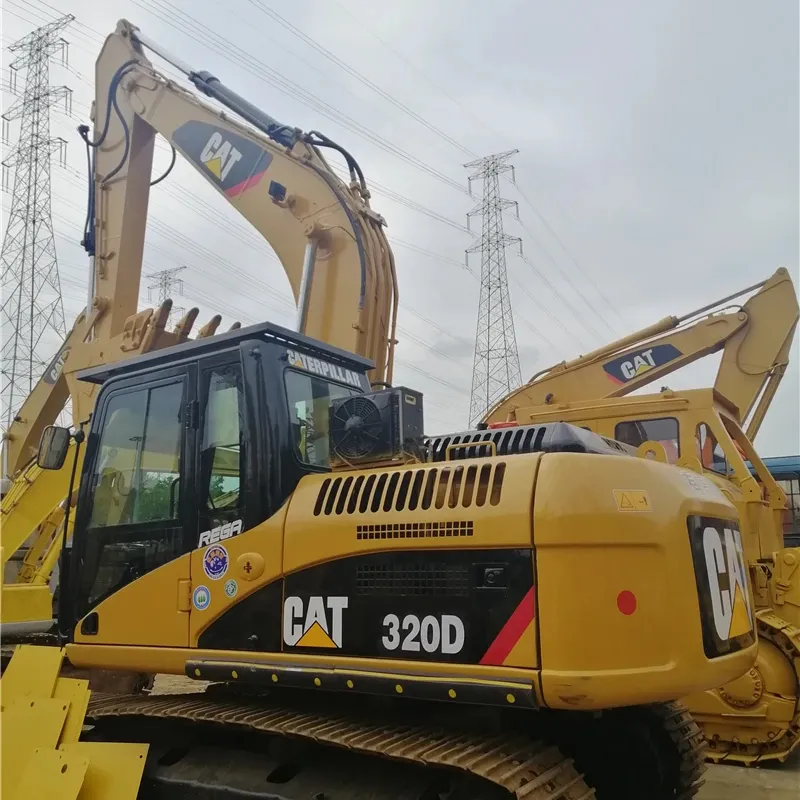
484 270 800 765
1 18 761 800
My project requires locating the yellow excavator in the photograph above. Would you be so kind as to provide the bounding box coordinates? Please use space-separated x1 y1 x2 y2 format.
0 15 398 638
483 270 800 765
1 19 760 800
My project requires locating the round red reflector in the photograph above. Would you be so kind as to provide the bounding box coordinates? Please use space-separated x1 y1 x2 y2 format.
617 590 637 615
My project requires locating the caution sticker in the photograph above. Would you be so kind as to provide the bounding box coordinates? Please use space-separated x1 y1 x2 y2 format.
613 489 652 512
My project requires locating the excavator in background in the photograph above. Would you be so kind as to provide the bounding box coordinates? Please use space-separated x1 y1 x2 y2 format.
0 19 762 800
0 16 397 638
483 270 800 765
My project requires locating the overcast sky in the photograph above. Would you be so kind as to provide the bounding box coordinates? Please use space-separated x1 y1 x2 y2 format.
2 0 798 454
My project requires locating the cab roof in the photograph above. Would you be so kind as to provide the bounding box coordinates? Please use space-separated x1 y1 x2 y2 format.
77 320 374 385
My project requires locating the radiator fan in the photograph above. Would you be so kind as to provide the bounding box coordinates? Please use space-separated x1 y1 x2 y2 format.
329 395 384 459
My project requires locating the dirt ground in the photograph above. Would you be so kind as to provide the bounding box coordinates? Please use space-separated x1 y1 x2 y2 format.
701 752 800 800
152 675 799 799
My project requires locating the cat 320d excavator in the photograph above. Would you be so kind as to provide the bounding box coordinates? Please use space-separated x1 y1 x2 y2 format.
484 270 800 766
2 20 759 800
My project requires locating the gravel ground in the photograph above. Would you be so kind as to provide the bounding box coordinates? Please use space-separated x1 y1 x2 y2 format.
150 675 800 799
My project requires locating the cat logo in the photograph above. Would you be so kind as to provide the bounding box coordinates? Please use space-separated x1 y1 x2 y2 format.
283 596 348 649
619 348 657 380
43 345 70 384
200 132 243 182
702 524 753 642
173 121 273 198
603 344 682 385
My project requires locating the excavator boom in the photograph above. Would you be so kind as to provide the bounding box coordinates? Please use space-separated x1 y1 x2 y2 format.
1 18 398 483
486 268 798 435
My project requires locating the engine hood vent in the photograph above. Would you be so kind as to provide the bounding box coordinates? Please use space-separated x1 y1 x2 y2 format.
425 421 634 463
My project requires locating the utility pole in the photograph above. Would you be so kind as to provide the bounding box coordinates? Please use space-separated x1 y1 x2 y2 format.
1 15 73 433
147 266 186 328
465 150 522 427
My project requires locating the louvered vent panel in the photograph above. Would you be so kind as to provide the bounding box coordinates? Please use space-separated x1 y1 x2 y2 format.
355 563 470 596
313 463 505 516
426 426 546 462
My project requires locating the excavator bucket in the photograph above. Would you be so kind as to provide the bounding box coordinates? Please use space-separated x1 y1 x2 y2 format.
0 645 148 799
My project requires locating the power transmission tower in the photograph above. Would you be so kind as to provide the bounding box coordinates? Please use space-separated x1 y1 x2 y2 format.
1 15 73 431
465 150 522 427
147 266 187 327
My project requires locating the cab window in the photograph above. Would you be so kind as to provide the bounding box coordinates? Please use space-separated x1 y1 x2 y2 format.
285 370 358 468
696 423 729 475
88 382 184 528
199 364 244 532
614 417 680 462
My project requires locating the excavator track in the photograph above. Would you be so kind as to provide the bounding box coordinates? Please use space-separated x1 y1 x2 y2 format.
702 611 800 765
87 691 594 799
543 699 706 800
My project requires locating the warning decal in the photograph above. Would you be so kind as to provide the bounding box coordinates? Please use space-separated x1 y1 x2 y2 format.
613 489 652 512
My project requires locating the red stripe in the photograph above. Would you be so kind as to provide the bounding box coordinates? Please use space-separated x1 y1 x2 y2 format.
224 169 267 198
479 587 535 665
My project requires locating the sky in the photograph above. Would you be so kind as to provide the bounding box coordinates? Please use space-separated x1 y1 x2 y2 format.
1 0 798 454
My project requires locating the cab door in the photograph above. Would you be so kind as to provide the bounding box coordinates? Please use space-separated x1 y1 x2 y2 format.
188 355 248 636
70 364 197 646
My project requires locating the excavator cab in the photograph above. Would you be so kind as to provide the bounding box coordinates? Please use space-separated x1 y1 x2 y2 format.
37 321 371 637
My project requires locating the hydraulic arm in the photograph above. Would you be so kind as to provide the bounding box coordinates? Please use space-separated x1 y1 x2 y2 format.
2 18 398 483
1 18 397 632
485 268 798 440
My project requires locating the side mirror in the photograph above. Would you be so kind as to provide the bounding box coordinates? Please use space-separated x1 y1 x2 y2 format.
37 425 71 471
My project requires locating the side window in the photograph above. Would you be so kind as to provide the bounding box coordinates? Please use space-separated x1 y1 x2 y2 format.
696 423 728 475
614 417 680 463
199 364 244 532
89 382 184 528
285 370 358 468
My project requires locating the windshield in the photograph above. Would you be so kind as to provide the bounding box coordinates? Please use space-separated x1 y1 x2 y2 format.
285 370 359 468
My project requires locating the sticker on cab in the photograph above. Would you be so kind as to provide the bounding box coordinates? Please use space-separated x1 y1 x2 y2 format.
224 579 238 598
203 544 229 580
193 585 211 611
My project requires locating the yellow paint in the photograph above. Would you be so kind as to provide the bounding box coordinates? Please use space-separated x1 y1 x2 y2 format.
613 489 652 512
534 451 756 710
59 742 148 800
1 697 69 797
728 583 752 638
190 505 286 645
0 644 64 699
53 678 90 746
297 621 337 649
502 619 536 668
74 554 190 647
204 156 222 178
11 747 88 800
314 677 322 686
506 693 515 704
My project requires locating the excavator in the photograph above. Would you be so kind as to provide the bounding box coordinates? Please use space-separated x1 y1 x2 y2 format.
0 19 760 800
0 14 398 638
483 270 800 765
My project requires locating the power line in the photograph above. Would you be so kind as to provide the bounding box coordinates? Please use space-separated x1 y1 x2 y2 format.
130 0 468 193
514 181 627 330
245 0 477 158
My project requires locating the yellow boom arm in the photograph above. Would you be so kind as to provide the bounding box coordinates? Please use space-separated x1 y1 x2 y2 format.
485 268 798 438
1 19 398 482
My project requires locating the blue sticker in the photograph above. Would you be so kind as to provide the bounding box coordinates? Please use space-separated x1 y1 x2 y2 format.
224 579 238 598
193 585 210 611
203 544 229 580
